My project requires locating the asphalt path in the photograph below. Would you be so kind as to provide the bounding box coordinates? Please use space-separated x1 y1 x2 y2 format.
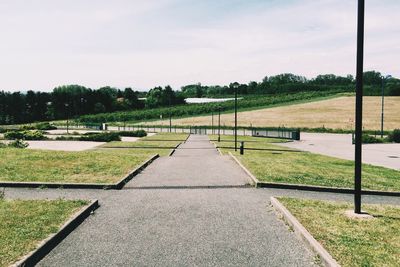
4 135 400 266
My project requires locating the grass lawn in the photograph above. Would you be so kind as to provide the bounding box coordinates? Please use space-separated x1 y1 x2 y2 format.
102 133 188 154
0 199 87 267
278 197 400 267
208 134 289 145
0 133 187 183
0 148 158 183
221 135 400 192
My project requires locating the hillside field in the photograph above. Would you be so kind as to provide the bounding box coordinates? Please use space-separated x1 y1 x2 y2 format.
142 96 400 131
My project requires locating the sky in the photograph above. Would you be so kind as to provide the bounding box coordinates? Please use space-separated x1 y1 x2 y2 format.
0 0 399 92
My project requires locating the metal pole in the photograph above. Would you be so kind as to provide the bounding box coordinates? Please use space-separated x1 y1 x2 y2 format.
381 77 385 138
212 112 214 135
354 0 365 214
218 107 221 142
65 103 69 134
235 85 238 151
169 95 172 133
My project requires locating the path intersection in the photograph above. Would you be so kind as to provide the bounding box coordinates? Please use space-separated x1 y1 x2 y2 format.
6 135 400 266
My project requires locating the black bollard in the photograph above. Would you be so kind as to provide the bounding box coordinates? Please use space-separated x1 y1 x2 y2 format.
240 141 244 155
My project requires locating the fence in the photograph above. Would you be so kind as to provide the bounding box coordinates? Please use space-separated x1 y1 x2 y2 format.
56 123 300 140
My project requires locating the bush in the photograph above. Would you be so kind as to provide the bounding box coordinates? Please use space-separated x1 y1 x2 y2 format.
362 134 384 144
4 130 46 140
388 129 400 143
79 132 121 142
55 136 77 141
35 122 57 130
118 130 147 137
8 139 29 148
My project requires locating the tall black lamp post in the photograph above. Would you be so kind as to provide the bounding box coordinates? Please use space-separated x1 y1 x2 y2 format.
218 106 221 142
354 0 365 214
169 94 172 133
380 75 392 138
65 103 70 134
233 84 239 151
211 111 214 134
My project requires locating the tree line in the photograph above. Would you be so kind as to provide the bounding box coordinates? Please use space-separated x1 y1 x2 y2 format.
181 71 400 97
0 71 399 125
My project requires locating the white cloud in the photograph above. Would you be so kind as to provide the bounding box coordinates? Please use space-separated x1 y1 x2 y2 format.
0 0 399 91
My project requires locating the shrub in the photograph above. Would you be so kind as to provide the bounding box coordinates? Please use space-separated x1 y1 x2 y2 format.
118 130 147 137
4 130 46 140
388 129 400 143
55 136 77 141
35 122 57 130
8 139 29 148
362 134 384 144
79 132 121 142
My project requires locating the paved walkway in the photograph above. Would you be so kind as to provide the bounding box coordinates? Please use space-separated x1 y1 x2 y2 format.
125 135 249 188
4 135 400 266
279 133 400 170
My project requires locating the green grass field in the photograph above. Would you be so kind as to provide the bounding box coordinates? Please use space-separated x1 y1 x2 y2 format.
216 135 400 192
104 133 188 151
0 133 188 184
0 199 87 267
278 198 400 267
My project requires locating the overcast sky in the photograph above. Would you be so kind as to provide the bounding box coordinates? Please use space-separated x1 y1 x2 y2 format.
0 0 399 92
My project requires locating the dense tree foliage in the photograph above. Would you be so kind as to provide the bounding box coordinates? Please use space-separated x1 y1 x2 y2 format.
0 71 398 125
0 85 144 124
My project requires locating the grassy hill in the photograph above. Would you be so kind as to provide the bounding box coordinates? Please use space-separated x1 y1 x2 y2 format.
145 96 400 131
76 90 347 125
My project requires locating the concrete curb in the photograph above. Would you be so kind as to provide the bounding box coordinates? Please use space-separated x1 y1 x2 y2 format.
211 141 223 156
228 152 258 186
228 153 400 197
258 182 400 197
270 197 340 267
113 154 160 189
0 154 159 190
183 133 191 143
168 143 181 156
12 200 100 267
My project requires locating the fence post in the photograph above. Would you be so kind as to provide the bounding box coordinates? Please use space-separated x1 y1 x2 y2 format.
240 141 244 155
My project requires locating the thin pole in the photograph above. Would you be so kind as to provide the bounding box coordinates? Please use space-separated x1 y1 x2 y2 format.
169 95 172 133
381 77 385 138
235 86 238 151
212 112 214 135
66 103 69 134
354 0 365 214
218 107 221 142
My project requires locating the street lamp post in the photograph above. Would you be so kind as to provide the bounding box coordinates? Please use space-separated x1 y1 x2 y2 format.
218 107 221 142
169 95 172 133
212 111 214 135
234 84 239 151
354 0 365 214
381 75 392 138
65 103 70 134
